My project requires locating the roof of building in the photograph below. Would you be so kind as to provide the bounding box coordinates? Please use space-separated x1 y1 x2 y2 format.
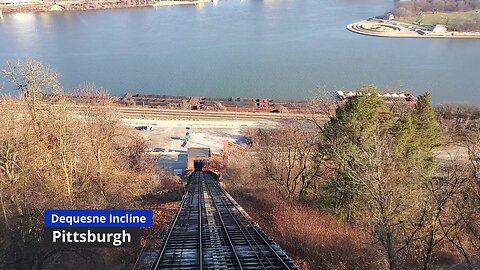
187 148 211 158
432 24 447 32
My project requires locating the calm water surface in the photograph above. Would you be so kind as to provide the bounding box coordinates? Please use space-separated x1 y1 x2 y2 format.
0 0 479 103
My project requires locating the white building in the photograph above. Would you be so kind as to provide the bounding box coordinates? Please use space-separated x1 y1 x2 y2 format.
384 13 395 21
432 24 448 33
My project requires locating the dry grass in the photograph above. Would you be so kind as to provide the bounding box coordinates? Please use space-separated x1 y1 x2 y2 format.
230 187 384 270
398 10 480 28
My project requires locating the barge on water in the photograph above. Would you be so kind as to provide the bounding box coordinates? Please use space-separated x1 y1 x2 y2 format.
117 93 310 113
62 90 417 114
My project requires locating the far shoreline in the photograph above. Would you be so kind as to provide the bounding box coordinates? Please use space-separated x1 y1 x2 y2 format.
153 0 210 7
347 19 480 39
0 0 211 14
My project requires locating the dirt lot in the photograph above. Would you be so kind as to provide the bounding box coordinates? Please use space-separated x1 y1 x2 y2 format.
124 118 279 154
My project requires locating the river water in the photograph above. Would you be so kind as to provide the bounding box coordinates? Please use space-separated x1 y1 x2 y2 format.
0 0 479 103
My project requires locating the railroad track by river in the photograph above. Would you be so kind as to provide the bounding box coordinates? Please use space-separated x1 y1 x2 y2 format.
0 104 315 121
115 107 307 121
150 171 298 270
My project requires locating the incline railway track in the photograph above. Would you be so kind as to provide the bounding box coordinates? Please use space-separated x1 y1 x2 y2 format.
151 172 298 270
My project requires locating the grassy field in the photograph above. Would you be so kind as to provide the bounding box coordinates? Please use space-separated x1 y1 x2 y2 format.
397 10 480 26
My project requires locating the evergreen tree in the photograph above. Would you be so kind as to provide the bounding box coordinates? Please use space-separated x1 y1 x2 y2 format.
413 92 442 150
323 85 391 148
320 88 445 269
393 112 420 169
322 85 392 219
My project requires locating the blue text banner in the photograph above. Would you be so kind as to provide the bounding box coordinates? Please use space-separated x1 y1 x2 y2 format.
44 210 153 227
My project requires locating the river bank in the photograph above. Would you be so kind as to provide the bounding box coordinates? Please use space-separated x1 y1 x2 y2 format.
153 0 210 7
0 0 209 13
347 19 480 39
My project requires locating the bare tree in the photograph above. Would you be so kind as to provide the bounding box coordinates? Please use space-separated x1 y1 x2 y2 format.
451 119 480 269
331 126 429 270
420 163 469 270
3 60 61 136
0 60 159 268
253 126 320 200
0 98 27 221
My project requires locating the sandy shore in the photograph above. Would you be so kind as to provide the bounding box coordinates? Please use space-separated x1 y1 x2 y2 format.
347 19 480 39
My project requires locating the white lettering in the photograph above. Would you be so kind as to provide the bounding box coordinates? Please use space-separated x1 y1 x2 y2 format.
109 214 147 224
50 230 133 246
52 231 61 242
51 214 59 223
51 214 108 226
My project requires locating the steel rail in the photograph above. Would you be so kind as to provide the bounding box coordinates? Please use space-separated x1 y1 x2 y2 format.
204 175 270 268
0 105 304 118
150 180 190 270
151 172 296 270
202 173 244 270
0 105 310 121
117 109 302 117
214 188 273 268
118 111 302 121
212 177 294 270
197 172 204 270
